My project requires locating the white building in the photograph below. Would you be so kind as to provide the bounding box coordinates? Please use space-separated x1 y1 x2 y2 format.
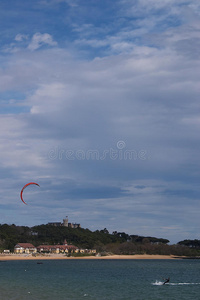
14 243 37 254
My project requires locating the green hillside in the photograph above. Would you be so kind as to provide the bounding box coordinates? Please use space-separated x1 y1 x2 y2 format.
0 223 200 257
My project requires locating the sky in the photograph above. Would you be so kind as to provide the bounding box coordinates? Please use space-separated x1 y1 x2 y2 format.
0 0 200 244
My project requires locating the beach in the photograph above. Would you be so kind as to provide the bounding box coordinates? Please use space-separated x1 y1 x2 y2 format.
0 254 178 260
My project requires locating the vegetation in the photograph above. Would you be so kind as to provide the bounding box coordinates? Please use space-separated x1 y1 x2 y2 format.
178 239 200 248
0 223 200 257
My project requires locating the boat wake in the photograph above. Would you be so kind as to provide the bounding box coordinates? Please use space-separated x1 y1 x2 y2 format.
152 280 200 286
152 281 164 286
170 283 200 286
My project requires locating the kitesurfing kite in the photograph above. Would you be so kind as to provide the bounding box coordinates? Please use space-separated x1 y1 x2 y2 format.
20 182 40 205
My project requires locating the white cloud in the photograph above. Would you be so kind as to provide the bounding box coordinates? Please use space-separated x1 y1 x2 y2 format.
29 82 74 114
15 34 29 42
0 0 200 241
27 33 57 51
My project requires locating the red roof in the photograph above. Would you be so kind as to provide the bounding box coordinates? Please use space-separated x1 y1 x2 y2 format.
15 243 36 248
37 245 78 250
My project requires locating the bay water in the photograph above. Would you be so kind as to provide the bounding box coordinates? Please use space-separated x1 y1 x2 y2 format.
0 259 200 299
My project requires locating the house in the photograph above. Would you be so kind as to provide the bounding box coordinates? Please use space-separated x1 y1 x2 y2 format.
81 249 97 254
37 244 79 254
78 248 96 254
14 243 37 254
3 250 10 254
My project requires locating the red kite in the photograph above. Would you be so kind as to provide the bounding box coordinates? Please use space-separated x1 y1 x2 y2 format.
20 182 40 205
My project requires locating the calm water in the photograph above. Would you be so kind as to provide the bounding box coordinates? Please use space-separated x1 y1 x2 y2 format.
0 259 200 299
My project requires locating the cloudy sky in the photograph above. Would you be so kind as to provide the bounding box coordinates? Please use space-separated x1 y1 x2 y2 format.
0 0 200 243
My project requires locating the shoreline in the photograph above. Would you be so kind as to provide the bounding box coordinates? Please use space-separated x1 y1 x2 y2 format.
0 254 182 260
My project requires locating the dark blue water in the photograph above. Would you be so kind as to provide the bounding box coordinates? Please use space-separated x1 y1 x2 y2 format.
0 259 200 299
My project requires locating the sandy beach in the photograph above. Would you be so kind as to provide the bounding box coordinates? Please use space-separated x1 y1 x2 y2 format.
0 254 179 260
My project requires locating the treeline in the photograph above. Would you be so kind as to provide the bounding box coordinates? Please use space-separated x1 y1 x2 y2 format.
0 224 126 251
103 242 200 257
0 223 200 256
178 239 200 248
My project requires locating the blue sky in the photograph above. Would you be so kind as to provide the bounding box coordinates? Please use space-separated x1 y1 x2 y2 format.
0 0 200 243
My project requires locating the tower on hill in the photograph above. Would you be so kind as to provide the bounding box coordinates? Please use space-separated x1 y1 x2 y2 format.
63 216 68 227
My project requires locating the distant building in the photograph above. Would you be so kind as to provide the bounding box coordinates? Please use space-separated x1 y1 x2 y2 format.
14 241 95 256
3 250 10 254
48 222 62 227
68 223 81 229
79 249 97 254
48 216 81 228
63 216 68 227
37 243 79 254
14 243 37 254
29 231 38 236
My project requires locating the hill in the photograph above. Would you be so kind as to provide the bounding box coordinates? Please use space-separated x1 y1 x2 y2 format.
0 223 200 257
